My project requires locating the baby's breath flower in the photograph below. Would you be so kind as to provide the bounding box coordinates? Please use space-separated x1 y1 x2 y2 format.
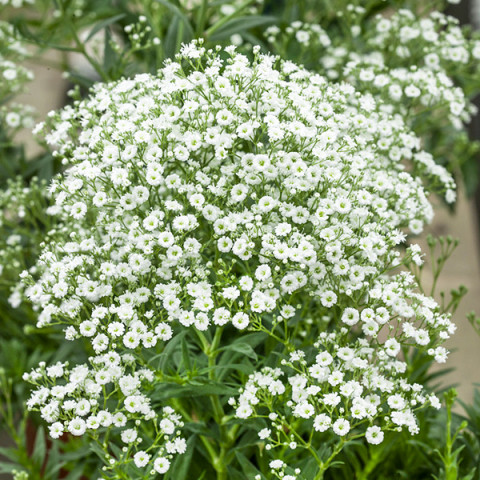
22 41 457 474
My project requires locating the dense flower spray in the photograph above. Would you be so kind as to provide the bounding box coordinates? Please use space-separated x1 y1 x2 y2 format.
21 41 456 477
265 8 480 198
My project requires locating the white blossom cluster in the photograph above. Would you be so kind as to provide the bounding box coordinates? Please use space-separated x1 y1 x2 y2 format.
232 270 450 450
337 10 480 131
0 21 35 132
266 9 480 144
179 0 263 17
0 177 50 285
265 21 331 50
23 355 185 475
0 21 34 98
22 41 456 472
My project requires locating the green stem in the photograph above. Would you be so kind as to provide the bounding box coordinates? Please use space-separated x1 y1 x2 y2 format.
357 447 382 480
444 390 457 480
312 439 346 480
64 14 109 82
194 329 232 479
171 398 221 474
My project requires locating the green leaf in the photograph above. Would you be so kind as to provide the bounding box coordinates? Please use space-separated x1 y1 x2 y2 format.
43 443 65 477
231 430 260 450
0 447 20 462
209 15 277 41
232 332 267 348
219 342 257 360
62 463 89 480
85 13 126 42
31 427 46 468
149 330 188 370
234 451 263 477
462 468 477 480
187 378 238 395
197 362 253 376
152 379 237 401
89 441 108 465
154 0 194 39
60 445 91 462
164 15 181 60
181 337 192 372
183 421 211 436
22 153 54 180
0 462 16 474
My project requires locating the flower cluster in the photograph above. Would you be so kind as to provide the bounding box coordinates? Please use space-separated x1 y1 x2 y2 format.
0 177 53 303
265 21 331 55
0 21 34 99
233 270 451 449
24 355 185 475
0 20 35 140
22 41 456 474
180 0 263 18
335 10 480 130
265 9 480 178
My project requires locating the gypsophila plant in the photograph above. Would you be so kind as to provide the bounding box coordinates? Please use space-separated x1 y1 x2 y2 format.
14 40 464 479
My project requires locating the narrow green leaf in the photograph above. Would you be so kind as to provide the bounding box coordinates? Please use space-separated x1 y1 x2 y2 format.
187 378 238 395
197 362 253 376
219 342 257 360
232 332 267 348
182 337 192 371
164 15 181 60
0 463 16 474
149 330 188 370
85 13 126 42
43 443 65 477
154 0 194 39
0 447 19 462
62 463 88 480
152 380 237 401
89 441 108 464
31 426 46 467
209 15 277 41
103 28 117 77
234 451 263 477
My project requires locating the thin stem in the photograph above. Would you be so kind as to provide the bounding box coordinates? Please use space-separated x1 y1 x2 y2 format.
64 14 109 82
313 439 346 480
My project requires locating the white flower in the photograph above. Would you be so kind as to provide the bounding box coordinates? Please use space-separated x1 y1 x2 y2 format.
258 428 271 439
67 417 86 436
365 425 384 444
133 451 150 468
332 418 350 436
121 428 137 444
313 414 331 432
232 312 249 330
49 422 64 439
154 457 170 474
